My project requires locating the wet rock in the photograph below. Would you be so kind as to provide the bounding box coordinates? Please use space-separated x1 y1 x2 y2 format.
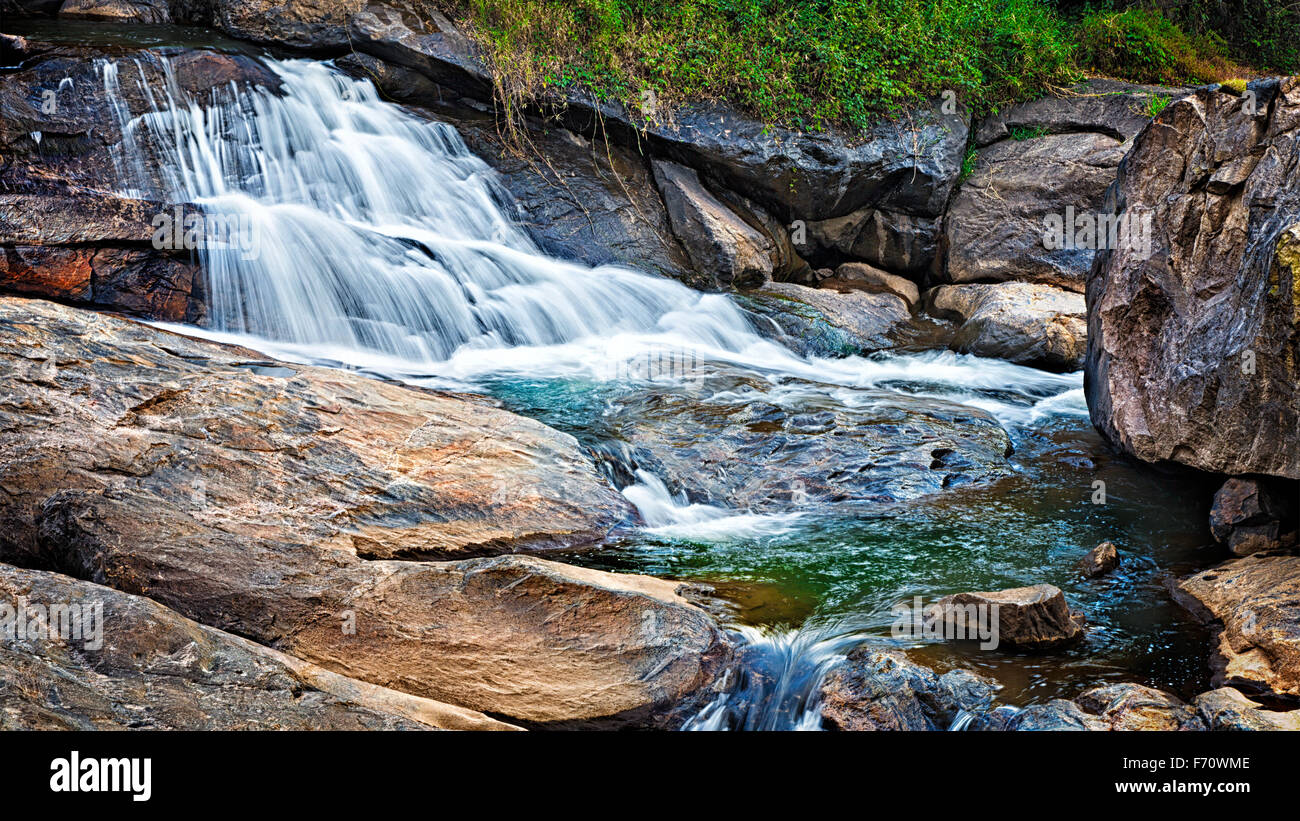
833 262 919 306
927 282 1086 371
652 159 775 290
610 370 1014 512
1194 688 1300 731
1075 683 1205 730
737 281 917 357
1005 699 1107 730
819 647 1000 731
973 79 1182 147
1174 554 1300 699
1078 541 1120 577
0 564 516 730
214 0 362 50
0 297 726 726
58 0 179 23
932 584 1084 650
0 47 279 320
1086 77 1300 480
1209 477 1291 556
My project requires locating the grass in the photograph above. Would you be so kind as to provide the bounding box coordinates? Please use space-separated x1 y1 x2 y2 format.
415 0 1277 134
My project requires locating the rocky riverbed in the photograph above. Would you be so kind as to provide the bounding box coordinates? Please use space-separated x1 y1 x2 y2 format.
0 5 1297 731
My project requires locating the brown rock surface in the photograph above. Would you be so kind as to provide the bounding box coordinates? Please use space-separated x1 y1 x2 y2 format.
0 296 728 726
0 564 516 730
1078 541 1120 577
1175 554 1300 698
931 584 1084 650
1074 683 1204 730
927 282 1086 371
1086 77 1300 479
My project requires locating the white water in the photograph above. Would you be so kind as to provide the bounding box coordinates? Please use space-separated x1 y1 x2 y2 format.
101 54 1088 731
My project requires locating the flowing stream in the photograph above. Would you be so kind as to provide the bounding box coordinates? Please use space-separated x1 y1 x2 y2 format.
95 49 1216 730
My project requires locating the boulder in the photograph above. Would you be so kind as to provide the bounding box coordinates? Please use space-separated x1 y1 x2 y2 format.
1193 688 1300 731
945 132 1126 292
1174 554 1300 698
1078 541 1120 577
608 369 1014 512
931 584 1083 650
738 281 918 357
0 297 730 726
926 282 1087 371
0 564 515 730
1086 77 1300 480
1074 683 1205 730
652 159 775 290
946 79 1186 292
832 262 919 306
1209 477 1292 556
58 0 180 23
818 647 999 731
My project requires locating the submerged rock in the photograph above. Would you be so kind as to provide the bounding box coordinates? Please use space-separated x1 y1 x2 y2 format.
1078 541 1120 577
818 647 1000 731
608 370 1014 512
931 584 1084 650
1174 553 1300 699
1086 77 1300 480
0 564 515 730
926 282 1086 371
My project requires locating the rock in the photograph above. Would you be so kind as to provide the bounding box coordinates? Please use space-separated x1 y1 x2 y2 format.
818 647 999 731
652 160 775 290
346 2 495 100
0 564 516 730
214 0 362 50
1174 554 1300 699
833 262 919 306
609 369 1014 512
804 207 941 275
926 282 1087 371
0 47 280 320
738 281 917 357
974 79 1182 147
0 295 634 562
931 584 1084 650
58 0 178 23
1005 700 1108 730
1079 541 1120 577
1075 683 1205 730
945 132 1126 292
1194 688 1300 731
1086 77 1300 480
0 298 726 726
1209 477 1291 556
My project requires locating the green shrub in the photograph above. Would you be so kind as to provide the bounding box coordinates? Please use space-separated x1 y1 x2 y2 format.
1073 6 1239 84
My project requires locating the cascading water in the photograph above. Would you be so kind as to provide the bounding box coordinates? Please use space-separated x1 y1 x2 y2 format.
98 52 1102 730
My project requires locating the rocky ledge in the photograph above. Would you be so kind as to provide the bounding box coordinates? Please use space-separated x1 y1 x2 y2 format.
0 296 729 727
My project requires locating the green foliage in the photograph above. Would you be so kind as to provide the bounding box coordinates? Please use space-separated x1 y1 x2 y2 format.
1140 91 1170 117
1072 6 1239 85
958 144 979 182
443 0 1079 131
1009 124 1049 140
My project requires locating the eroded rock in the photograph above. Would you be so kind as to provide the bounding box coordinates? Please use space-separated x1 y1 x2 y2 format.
818 647 999 731
932 584 1084 650
1078 541 1120 577
738 281 918 357
1075 683 1205 730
